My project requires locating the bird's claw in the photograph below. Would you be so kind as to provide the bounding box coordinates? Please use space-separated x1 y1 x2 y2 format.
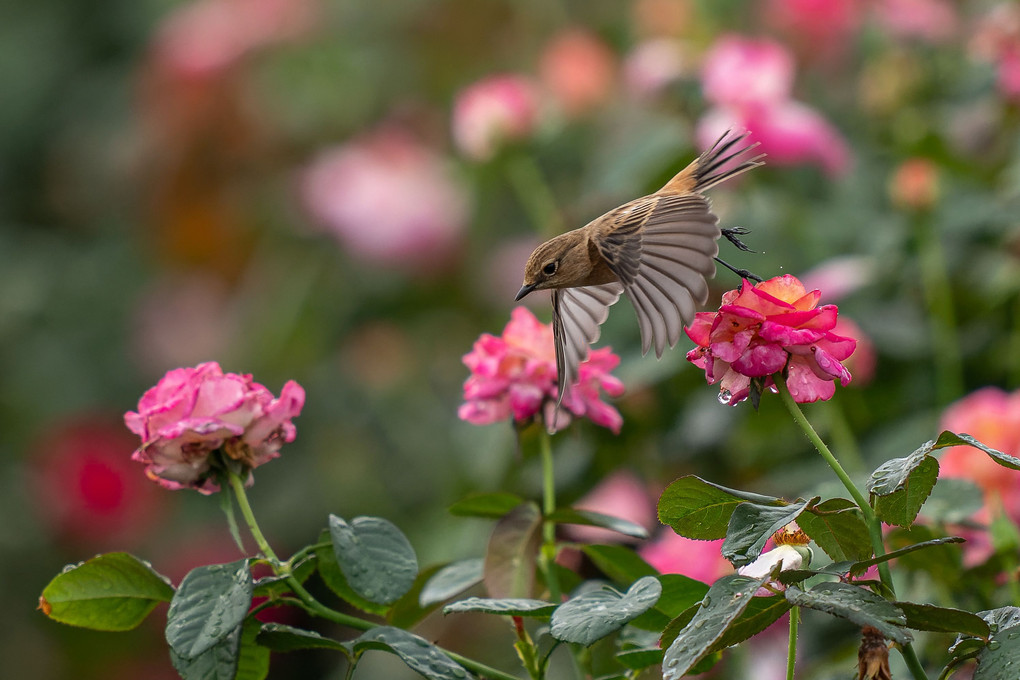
714 257 764 284
721 226 756 253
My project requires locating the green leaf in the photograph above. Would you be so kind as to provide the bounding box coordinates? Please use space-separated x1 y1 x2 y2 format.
934 431 1020 471
170 620 242 680
343 626 474 680
329 515 419 605
448 492 526 518
483 502 542 598
973 607 1020 680
709 595 792 652
580 544 657 585
868 441 935 496
625 574 710 632
235 618 270 680
40 552 174 631
419 559 484 607
784 582 911 644
661 574 770 680
252 556 316 599
873 457 940 527
256 623 347 652
546 507 649 539
658 476 781 540
721 499 812 567
919 478 985 523
896 602 991 637
443 597 556 617
797 498 873 562
315 533 389 616
616 646 663 670
550 576 662 646
849 535 965 577
166 559 253 660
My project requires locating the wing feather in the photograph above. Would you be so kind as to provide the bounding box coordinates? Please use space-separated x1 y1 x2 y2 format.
552 283 624 405
595 193 721 356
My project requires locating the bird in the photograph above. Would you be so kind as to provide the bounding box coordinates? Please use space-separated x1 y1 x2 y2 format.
515 130 764 413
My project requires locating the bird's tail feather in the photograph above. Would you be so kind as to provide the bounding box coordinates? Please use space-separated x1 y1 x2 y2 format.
691 130 765 193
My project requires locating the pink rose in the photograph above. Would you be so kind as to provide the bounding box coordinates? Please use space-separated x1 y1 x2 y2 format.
125 362 305 493
874 0 957 44
701 35 794 108
459 307 625 433
762 0 863 58
565 472 657 544
452 74 541 161
639 533 732 584
685 275 857 405
539 28 616 116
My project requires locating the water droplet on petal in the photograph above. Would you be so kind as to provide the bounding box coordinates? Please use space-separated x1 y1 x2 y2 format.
717 389 732 405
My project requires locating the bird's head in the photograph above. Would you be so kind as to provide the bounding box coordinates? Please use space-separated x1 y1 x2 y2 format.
516 230 588 301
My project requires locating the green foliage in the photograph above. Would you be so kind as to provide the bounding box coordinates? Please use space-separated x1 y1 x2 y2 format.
166 560 253 661
40 552 173 631
482 502 542 599
443 597 556 617
658 475 782 540
328 514 419 605
549 576 662 646
342 626 474 680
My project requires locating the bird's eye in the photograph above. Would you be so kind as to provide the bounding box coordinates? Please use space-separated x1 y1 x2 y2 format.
543 262 558 276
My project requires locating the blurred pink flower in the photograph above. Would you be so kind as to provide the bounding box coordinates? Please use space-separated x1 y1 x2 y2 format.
539 28 616 116
685 275 857 405
301 128 470 271
452 74 541 161
939 387 1020 522
698 35 851 176
697 102 851 177
31 419 166 549
623 39 688 98
799 256 875 303
970 4 1020 101
152 0 317 80
459 307 625 432
762 0 863 58
873 0 957 43
832 317 876 387
639 533 732 583
125 362 305 493
565 471 657 544
701 35 794 108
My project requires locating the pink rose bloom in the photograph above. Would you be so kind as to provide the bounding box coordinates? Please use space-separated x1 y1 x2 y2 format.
799 256 875 304
459 306 625 433
452 74 541 161
874 0 957 44
539 28 616 116
125 362 305 493
565 471 657 544
301 127 470 271
152 0 317 80
685 275 857 405
700 35 794 108
970 4 1020 101
639 533 732 584
939 387 1020 522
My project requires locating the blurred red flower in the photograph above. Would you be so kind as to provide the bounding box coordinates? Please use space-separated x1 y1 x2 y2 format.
301 127 470 272
685 275 857 405
539 28 617 116
452 74 541 161
125 362 305 494
459 306 625 433
32 419 165 549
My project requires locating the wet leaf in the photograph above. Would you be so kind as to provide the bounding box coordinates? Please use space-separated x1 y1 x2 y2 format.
166 559 252 660
550 576 662 646
329 515 418 605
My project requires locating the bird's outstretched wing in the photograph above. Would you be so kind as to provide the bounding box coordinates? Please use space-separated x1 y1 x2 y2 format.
597 193 720 357
551 282 624 406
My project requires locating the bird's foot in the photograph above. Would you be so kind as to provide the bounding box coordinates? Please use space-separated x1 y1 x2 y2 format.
721 227 756 253
715 257 764 283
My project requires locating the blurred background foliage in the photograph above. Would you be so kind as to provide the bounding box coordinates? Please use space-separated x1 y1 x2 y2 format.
6 0 1020 678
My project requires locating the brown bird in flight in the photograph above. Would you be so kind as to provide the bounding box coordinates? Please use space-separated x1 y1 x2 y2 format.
515 130 764 410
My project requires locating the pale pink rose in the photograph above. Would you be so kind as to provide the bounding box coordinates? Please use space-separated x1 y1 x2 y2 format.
639 533 732 583
152 0 317 80
565 472 657 544
939 387 1020 522
873 0 957 43
125 362 305 493
539 28 616 116
459 307 625 433
697 101 851 177
762 0 863 58
301 127 469 271
686 275 857 405
623 39 688 98
452 74 541 161
700 35 794 108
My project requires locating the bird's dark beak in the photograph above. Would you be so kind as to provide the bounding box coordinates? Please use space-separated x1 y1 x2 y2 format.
515 283 537 301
